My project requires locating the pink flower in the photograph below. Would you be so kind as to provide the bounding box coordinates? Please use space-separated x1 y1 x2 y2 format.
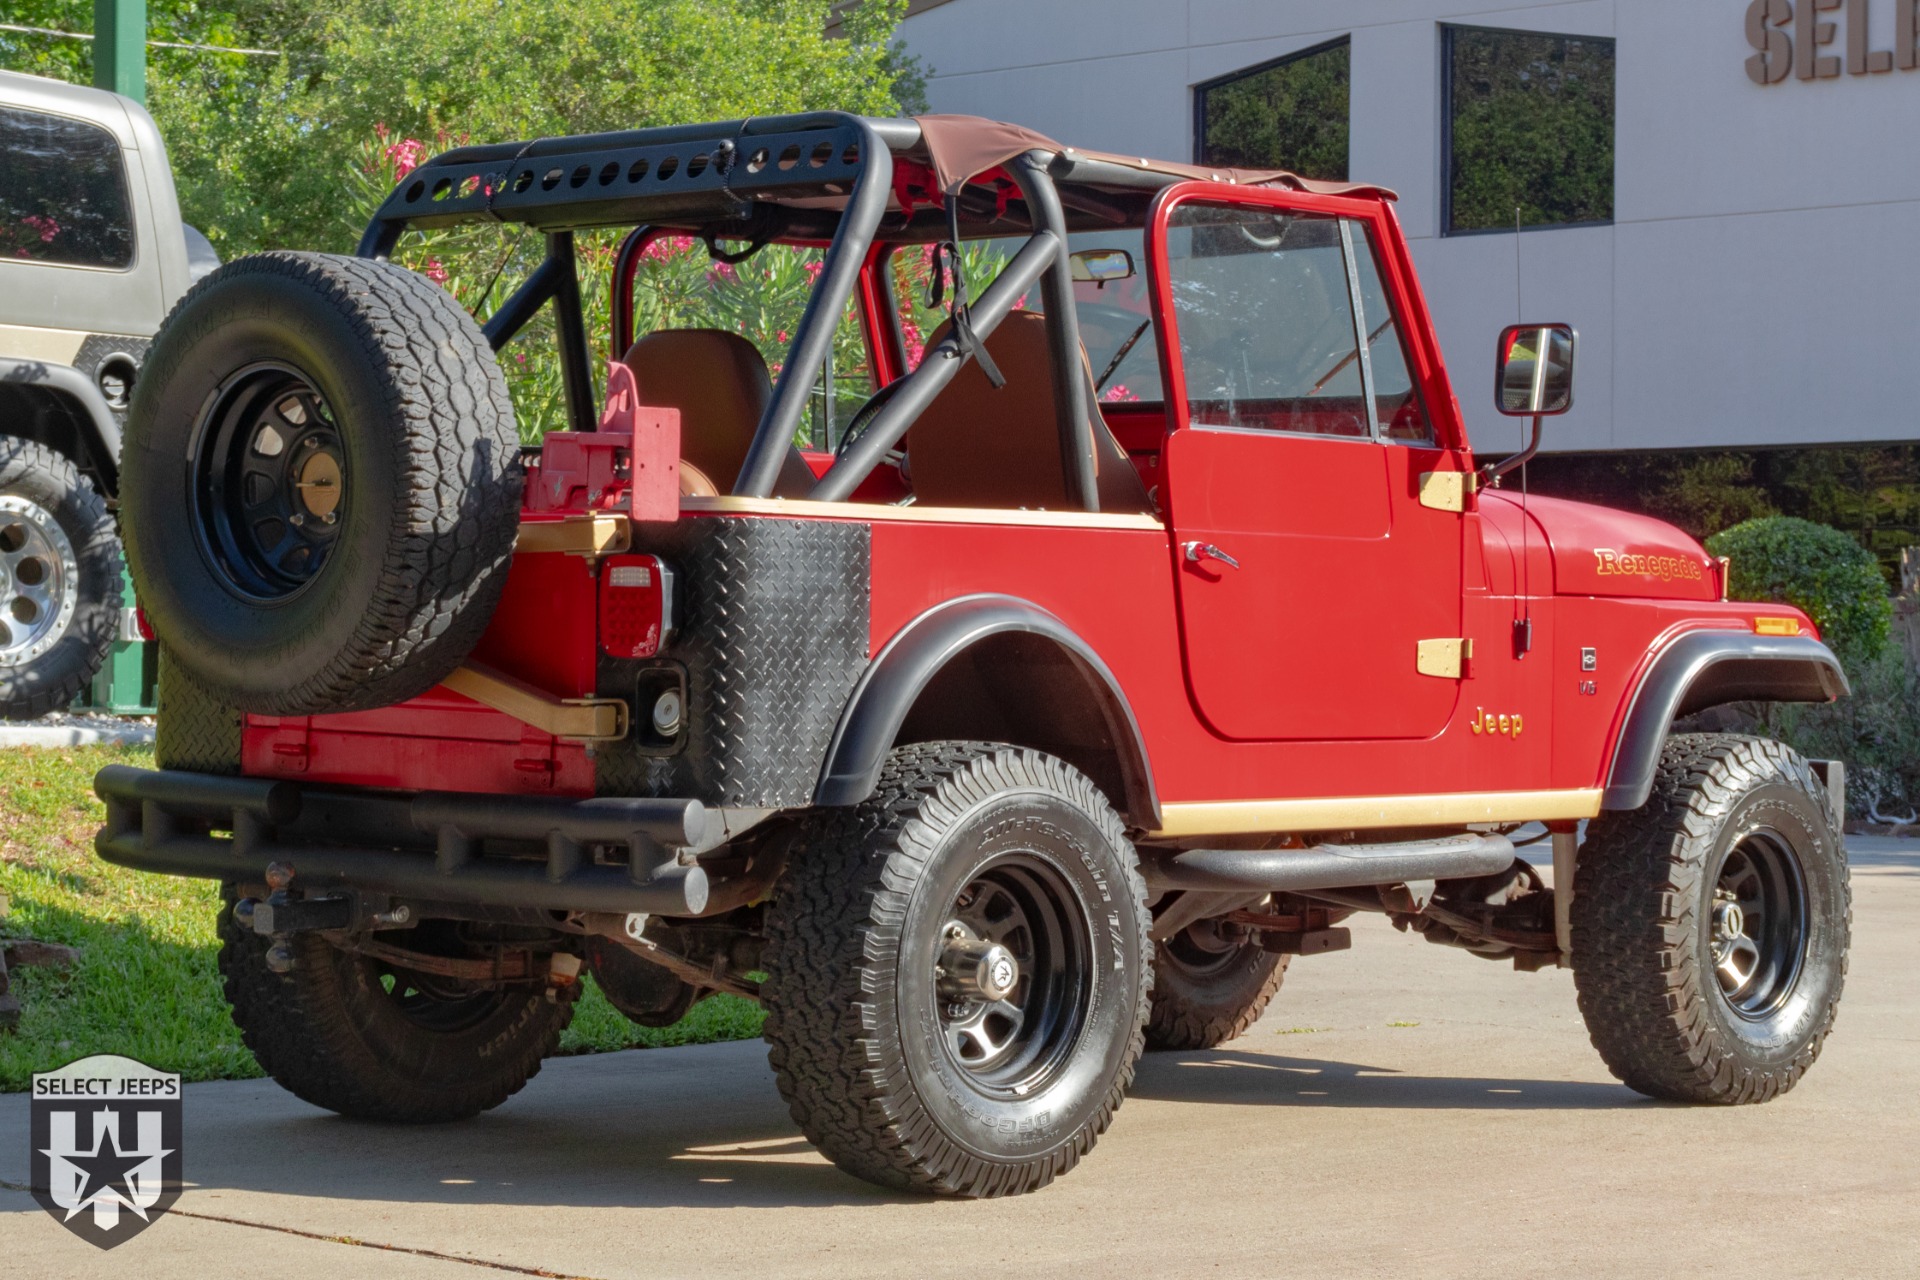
22 214 59 242
901 318 926 370
803 260 824 282
385 137 427 179
1101 383 1140 403
706 262 737 285
640 234 695 262
423 258 449 285
776 329 789 344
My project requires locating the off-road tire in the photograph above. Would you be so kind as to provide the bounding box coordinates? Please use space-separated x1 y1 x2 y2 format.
0 437 120 720
1146 922 1288 1050
123 251 522 716
1572 734 1848 1104
762 743 1151 1197
217 891 573 1122
153 644 242 775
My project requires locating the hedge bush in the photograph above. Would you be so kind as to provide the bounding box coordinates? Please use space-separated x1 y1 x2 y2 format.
1707 516 1892 672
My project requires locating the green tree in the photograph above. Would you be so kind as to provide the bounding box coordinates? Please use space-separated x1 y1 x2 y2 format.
4 1 920 256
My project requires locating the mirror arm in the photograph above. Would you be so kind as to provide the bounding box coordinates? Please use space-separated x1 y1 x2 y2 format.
1481 412 1544 488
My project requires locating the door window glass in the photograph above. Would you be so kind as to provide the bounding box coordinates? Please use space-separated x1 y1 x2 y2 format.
0 108 134 270
1350 233 1433 444
1164 205 1367 437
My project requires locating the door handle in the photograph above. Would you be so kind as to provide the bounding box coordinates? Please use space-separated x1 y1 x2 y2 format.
1183 541 1240 570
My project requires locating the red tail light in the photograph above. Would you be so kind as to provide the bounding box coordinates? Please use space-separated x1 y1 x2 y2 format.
598 554 675 658
133 606 155 642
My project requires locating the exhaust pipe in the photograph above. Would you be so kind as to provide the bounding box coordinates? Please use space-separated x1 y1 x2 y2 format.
1141 833 1516 894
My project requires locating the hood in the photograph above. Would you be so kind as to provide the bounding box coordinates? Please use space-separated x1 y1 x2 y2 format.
1480 492 1719 601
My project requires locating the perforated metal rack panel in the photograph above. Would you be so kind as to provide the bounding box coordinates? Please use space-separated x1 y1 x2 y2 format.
371 123 869 234
595 516 870 808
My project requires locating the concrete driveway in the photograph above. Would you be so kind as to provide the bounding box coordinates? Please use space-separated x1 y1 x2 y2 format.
5 837 1917 1279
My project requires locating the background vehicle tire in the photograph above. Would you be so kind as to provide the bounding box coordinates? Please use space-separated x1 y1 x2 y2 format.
123 251 522 716
762 742 1151 1197
1572 733 1848 1104
218 890 573 1122
1146 916 1287 1051
0 438 120 720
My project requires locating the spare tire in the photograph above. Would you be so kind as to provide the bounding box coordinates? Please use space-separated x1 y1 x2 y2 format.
122 252 521 715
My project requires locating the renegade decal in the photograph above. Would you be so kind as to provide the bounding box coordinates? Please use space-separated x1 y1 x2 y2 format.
1593 548 1705 582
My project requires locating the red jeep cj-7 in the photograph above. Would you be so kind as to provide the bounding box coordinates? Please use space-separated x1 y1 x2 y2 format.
98 113 1850 1197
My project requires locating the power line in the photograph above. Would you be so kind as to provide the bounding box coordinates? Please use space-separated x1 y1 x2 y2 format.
0 21 281 57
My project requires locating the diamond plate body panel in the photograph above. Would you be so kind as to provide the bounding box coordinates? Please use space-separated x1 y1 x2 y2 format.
596 516 870 807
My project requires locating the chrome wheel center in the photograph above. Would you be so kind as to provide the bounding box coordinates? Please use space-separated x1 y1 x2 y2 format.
938 925 1021 1003
0 495 79 666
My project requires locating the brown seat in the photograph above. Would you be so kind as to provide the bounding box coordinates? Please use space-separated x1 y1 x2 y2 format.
905 311 1153 513
621 329 815 499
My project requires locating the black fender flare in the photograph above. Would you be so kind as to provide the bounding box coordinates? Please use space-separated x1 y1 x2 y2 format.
1602 630 1848 810
0 355 122 494
813 593 1160 827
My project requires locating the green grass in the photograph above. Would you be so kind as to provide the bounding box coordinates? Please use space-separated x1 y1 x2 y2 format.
0 745 763 1091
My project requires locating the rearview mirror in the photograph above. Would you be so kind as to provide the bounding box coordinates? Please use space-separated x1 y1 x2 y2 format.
1496 323 1576 417
1070 248 1135 285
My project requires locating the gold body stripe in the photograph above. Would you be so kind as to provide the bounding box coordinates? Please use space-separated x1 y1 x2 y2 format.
1150 789 1605 839
679 495 1165 530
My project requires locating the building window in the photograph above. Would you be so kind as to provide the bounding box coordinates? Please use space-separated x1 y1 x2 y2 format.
1195 37 1350 182
1443 25 1614 235
0 107 134 270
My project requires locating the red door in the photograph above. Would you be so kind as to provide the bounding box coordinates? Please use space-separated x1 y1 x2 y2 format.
1152 194 1467 742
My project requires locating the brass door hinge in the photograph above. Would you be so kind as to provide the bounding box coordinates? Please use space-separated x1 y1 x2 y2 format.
1418 470 1477 513
1416 637 1473 679
441 663 630 742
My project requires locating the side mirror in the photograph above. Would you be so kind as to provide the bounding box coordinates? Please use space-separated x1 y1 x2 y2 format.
1070 248 1135 285
1496 323 1576 417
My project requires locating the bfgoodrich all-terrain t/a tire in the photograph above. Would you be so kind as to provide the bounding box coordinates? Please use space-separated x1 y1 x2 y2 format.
218 891 573 1123
1146 916 1287 1051
0 437 120 720
762 743 1152 1197
1572 734 1848 1104
122 251 522 716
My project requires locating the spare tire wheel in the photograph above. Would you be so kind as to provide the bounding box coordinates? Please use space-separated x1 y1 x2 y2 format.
122 251 522 715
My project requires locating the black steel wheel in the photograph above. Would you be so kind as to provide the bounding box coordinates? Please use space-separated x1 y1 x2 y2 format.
1573 734 1848 1104
218 892 574 1123
763 743 1151 1197
1708 830 1809 1020
189 362 347 602
1145 910 1287 1050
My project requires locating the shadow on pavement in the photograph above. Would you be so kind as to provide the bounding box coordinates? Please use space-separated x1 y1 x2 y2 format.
1130 1047 1643 1110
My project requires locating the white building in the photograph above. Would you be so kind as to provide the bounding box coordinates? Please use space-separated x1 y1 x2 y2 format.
896 0 1920 456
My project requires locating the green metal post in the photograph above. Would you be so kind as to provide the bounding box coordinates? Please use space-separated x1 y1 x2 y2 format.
92 0 147 106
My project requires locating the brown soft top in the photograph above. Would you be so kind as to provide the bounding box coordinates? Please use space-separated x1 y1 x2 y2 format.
912 113 1396 200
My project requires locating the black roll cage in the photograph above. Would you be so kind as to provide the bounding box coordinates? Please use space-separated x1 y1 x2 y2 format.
355 112 1168 513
